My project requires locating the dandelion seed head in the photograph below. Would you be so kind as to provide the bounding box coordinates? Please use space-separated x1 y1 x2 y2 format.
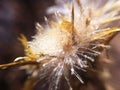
14 0 120 89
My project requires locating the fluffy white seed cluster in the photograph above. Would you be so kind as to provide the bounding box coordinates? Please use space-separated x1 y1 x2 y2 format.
24 0 120 90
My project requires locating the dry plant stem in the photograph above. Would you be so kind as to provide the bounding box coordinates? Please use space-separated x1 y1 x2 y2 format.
23 77 35 90
0 60 39 69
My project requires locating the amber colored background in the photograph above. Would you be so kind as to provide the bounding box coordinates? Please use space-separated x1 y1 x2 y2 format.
0 0 120 90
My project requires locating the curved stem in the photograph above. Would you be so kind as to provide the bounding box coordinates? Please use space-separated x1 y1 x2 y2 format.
0 61 39 69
